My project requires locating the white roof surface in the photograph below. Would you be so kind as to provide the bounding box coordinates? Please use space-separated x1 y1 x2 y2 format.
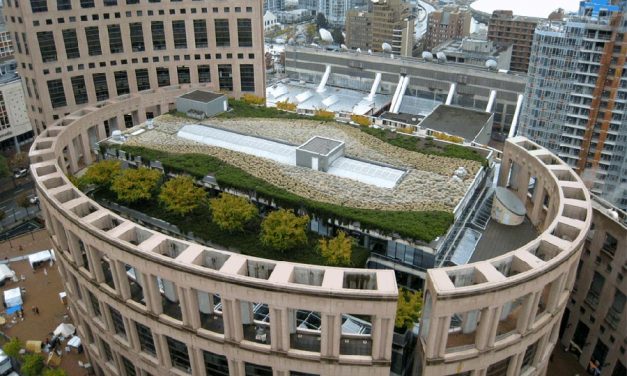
28 250 53 268
177 125 404 189
4 287 22 307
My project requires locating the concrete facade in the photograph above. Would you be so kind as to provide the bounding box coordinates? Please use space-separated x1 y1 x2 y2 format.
424 5 471 50
3 0 266 135
0 61 33 151
487 11 539 73
28 85 598 375
420 137 592 375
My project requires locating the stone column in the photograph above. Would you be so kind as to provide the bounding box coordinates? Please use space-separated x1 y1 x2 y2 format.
113 260 130 300
177 286 192 327
97 121 107 140
88 247 105 283
530 178 546 227
321 313 340 358
66 139 79 174
144 274 163 315
80 131 93 165
222 298 242 341
270 306 289 352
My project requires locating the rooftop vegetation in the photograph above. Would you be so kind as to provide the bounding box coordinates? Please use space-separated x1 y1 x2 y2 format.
115 145 454 243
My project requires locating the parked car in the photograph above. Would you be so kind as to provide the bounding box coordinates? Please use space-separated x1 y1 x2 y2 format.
13 168 28 179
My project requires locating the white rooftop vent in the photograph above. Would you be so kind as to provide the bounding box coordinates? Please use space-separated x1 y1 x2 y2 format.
422 51 434 61
111 130 123 141
319 28 333 43
607 208 619 221
485 59 498 70
436 52 447 62
382 42 392 52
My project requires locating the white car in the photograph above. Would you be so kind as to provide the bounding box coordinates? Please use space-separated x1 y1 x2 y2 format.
13 168 28 179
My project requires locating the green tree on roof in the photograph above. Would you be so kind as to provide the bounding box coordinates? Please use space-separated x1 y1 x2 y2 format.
319 230 353 266
111 167 162 203
82 160 122 188
209 193 258 232
159 175 207 216
395 288 423 331
260 209 309 252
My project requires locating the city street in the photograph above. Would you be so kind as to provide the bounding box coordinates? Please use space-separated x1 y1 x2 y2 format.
0 175 39 230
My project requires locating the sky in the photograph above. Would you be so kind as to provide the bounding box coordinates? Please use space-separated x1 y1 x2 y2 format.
471 0 580 18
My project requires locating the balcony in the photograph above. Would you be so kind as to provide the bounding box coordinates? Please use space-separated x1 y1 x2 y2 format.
604 307 621 329
584 290 600 309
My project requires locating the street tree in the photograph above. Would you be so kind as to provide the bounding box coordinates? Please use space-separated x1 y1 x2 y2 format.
305 23 317 43
319 230 353 266
8 152 28 170
82 160 122 188
20 353 45 376
43 369 68 376
17 192 31 215
159 175 207 216
0 155 9 178
395 288 423 331
260 209 309 252
315 13 328 30
111 167 162 203
209 193 258 232
2 337 23 359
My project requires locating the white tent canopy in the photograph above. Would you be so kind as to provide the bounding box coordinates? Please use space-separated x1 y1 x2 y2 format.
3 287 22 307
0 265 16 281
53 323 76 337
28 250 55 269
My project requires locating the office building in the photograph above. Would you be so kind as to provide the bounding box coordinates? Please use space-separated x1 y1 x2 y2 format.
0 60 33 151
424 5 471 50
345 0 414 56
3 0 266 135
487 10 539 73
519 0 627 210
432 34 513 70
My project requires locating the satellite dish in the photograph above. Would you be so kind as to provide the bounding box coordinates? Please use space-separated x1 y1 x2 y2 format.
436 52 447 62
421 51 433 61
368 49 372 55
319 28 333 43
382 42 392 52
485 59 498 70
607 208 619 220
340 44 348 50
356 48 362 53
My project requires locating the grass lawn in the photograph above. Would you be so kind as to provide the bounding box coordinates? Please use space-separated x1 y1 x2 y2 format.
117 145 454 243
218 99 334 122
359 126 487 164
94 188 370 267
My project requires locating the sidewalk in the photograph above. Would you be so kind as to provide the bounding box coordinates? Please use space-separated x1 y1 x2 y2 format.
0 229 52 260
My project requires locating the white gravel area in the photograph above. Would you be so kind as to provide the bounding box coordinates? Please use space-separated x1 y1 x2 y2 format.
123 115 482 212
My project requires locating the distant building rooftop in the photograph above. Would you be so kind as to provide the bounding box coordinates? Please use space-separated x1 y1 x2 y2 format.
179 90 225 103
379 112 423 126
419 105 492 142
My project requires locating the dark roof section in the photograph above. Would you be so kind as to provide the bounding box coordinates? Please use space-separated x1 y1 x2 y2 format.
419 104 492 141
298 136 343 155
380 111 423 126
179 90 225 103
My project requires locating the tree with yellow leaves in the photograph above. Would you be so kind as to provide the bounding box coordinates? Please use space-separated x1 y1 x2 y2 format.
159 176 207 216
319 230 353 266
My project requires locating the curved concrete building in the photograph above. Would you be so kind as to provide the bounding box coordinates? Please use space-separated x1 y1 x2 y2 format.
29 86 593 376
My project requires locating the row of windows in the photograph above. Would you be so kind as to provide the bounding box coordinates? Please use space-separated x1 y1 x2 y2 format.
27 0 256 12
72 276 319 376
35 19 254 63
45 64 255 108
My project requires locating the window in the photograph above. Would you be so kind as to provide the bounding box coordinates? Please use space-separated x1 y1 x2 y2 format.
214 19 230 47
237 19 252 47
71 76 88 104
203 350 229 376
89 291 101 317
135 69 150 91
47 79 66 108
114 71 129 95
156 67 170 87
103 0 116 5
586 272 605 308
240 64 254 92
166 336 191 373
109 306 127 339
218 64 232 91
121 356 136 376
129 23 145 52
92 73 109 101
30 0 47 12
193 19 208 48
100 339 113 361
107 25 123 54
172 20 187 49
37 31 57 62
85 26 102 56
244 362 272 376
62 29 80 59
198 65 211 82
151 21 166 50
57 0 71 10
177 66 190 84
135 322 156 356
80 0 94 8
602 233 618 256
